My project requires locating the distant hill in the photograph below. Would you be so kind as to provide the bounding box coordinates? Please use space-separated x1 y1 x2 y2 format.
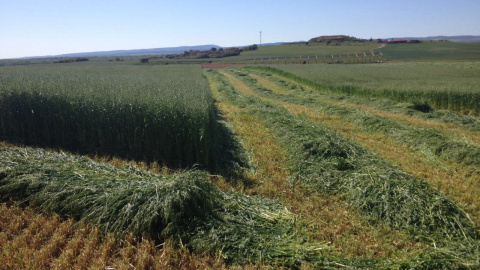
24 45 223 59
24 43 299 59
386 35 480 43
308 35 366 43
258 42 291 47
14 35 479 60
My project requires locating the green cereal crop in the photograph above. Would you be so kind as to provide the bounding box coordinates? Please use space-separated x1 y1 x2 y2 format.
0 63 217 169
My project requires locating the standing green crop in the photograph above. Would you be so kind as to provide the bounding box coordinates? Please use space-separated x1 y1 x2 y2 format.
0 63 221 169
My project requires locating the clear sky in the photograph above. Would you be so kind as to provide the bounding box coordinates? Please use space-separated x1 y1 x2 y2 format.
1 0 479 59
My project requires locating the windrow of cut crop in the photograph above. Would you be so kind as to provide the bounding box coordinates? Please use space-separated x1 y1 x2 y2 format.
0 145 335 267
0 64 229 170
249 67 480 134
245 66 480 116
239 69 480 173
242 68 480 225
208 69 480 268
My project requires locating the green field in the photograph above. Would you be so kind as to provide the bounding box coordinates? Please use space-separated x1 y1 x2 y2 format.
1 40 480 269
142 42 383 65
234 42 380 60
252 61 480 115
0 63 225 170
271 61 480 93
381 41 480 61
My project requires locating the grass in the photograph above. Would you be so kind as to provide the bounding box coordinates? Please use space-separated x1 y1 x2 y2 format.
133 42 383 65
0 146 220 238
237 68 480 225
2 50 480 268
248 62 480 115
0 145 335 267
0 62 254 178
206 71 426 260
5 64 474 268
282 102 480 229
240 68 480 169
207 68 480 268
380 41 480 61
0 63 219 170
268 61 480 94
228 42 382 62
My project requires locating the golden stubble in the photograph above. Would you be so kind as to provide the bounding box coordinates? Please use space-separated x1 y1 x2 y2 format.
0 203 241 269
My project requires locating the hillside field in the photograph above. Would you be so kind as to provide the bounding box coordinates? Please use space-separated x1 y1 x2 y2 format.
0 41 480 269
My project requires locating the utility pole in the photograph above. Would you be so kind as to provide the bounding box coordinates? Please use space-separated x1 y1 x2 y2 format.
260 31 262 45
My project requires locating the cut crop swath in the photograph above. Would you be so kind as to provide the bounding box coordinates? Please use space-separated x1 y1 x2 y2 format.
206 68 480 268
0 145 332 267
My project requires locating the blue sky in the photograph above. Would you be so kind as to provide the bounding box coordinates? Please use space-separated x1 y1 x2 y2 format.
1 0 479 59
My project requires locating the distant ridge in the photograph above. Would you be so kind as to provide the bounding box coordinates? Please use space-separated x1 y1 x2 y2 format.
22 43 291 59
55 43 293 58
23 45 223 59
258 42 293 46
15 35 480 59
385 35 480 43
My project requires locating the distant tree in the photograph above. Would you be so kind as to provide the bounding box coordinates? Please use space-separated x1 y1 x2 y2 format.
74 57 89 62
221 48 242 57
248 44 258 51
140 58 149 63
196 53 210 59
54 58 76 64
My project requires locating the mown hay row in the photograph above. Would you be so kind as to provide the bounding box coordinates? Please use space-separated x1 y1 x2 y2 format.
229 69 477 238
207 69 480 268
0 145 332 267
240 69 480 173
0 146 219 238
